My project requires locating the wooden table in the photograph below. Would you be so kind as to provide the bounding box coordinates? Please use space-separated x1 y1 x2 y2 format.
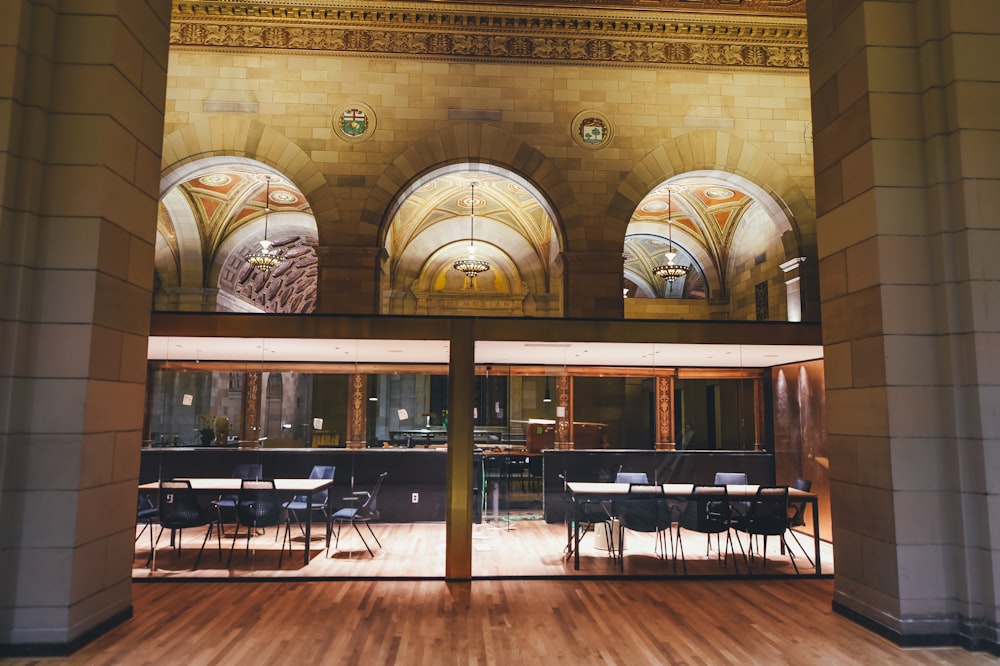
565 482 821 574
139 478 334 565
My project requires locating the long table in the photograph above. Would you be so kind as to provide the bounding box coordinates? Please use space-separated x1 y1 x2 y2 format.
138 477 334 565
565 482 821 574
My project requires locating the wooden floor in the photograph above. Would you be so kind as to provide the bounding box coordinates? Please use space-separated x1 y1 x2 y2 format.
132 518 833 579
4 579 996 665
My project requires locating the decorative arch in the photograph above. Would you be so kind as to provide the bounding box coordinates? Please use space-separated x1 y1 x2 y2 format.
154 155 319 313
359 123 579 251
610 129 815 257
160 115 339 241
380 166 561 317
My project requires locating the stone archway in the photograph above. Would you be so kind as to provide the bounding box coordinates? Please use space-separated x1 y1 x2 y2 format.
160 115 339 243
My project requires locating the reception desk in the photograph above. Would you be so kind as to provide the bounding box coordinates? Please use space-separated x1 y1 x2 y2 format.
140 447 483 523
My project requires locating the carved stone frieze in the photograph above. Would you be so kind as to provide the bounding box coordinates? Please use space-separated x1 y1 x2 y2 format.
171 1 809 71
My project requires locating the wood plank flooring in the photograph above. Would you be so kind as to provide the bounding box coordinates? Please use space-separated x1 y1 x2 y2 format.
3 579 995 665
132 519 833 579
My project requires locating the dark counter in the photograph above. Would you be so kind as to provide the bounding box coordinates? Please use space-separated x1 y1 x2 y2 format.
541 449 775 523
140 447 483 523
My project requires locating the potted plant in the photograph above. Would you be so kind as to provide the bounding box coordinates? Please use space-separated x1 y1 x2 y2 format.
214 416 230 445
196 415 215 446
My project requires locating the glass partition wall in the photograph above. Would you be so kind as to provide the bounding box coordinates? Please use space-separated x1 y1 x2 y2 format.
138 359 786 578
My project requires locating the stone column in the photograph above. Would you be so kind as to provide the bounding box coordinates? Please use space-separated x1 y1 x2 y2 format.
780 257 807 322
316 246 381 314
810 0 1000 646
0 0 171 651
559 251 624 319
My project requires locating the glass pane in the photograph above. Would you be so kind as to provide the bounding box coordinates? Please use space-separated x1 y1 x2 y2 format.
138 364 449 578
674 378 755 450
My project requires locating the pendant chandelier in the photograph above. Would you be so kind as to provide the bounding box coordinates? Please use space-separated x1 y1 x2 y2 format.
452 182 491 278
245 175 283 272
652 188 689 286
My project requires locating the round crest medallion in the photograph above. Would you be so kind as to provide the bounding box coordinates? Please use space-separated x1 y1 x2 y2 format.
571 110 613 150
333 102 377 143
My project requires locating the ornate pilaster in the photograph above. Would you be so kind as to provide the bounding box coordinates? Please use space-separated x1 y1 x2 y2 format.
244 371 261 442
346 373 367 449
654 374 675 451
779 256 806 323
554 374 573 449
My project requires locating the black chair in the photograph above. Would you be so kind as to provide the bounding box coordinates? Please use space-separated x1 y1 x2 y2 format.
329 472 387 558
136 492 158 565
615 472 649 484
675 484 742 574
283 465 335 536
559 472 617 563
613 484 675 571
735 486 798 574
228 479 294 567
215 463 263 530
713 471 750 519
152 480 222 569
785 478 814 567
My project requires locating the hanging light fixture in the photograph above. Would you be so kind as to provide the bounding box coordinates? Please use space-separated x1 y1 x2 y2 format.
452 181 491 278
543 376 552 403
245 175 283 272
652 187 689 287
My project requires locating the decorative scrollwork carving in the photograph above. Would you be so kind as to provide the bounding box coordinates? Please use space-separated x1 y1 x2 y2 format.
170 2 809 71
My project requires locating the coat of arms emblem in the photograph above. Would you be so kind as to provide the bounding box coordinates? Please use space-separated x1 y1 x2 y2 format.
342 108 368 137
579 117 607 145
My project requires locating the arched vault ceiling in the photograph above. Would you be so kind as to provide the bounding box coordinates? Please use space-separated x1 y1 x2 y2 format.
176 167 313 253
624 173 773 298
156 162 319 314
631 180 754 253
388 170 557 274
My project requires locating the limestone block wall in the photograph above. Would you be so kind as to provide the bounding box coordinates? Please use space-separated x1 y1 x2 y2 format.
161 21 817 317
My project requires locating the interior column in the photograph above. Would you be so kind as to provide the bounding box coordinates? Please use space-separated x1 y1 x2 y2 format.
445 319 475 579
809 0 1000 646
0 0 171 651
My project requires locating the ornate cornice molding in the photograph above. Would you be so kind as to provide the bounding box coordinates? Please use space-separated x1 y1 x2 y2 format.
170 1 808 71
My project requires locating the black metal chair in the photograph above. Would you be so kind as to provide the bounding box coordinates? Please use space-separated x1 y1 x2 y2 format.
613 483 675 571
136 492 158 566
559 472 617 563
785 477 814 567
283 465 335 536
329 472 387 558
228 479 294 567
215 463 263 531
152 480 222 569
735 485 798 574
713 471 750 520
675 484 742 574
